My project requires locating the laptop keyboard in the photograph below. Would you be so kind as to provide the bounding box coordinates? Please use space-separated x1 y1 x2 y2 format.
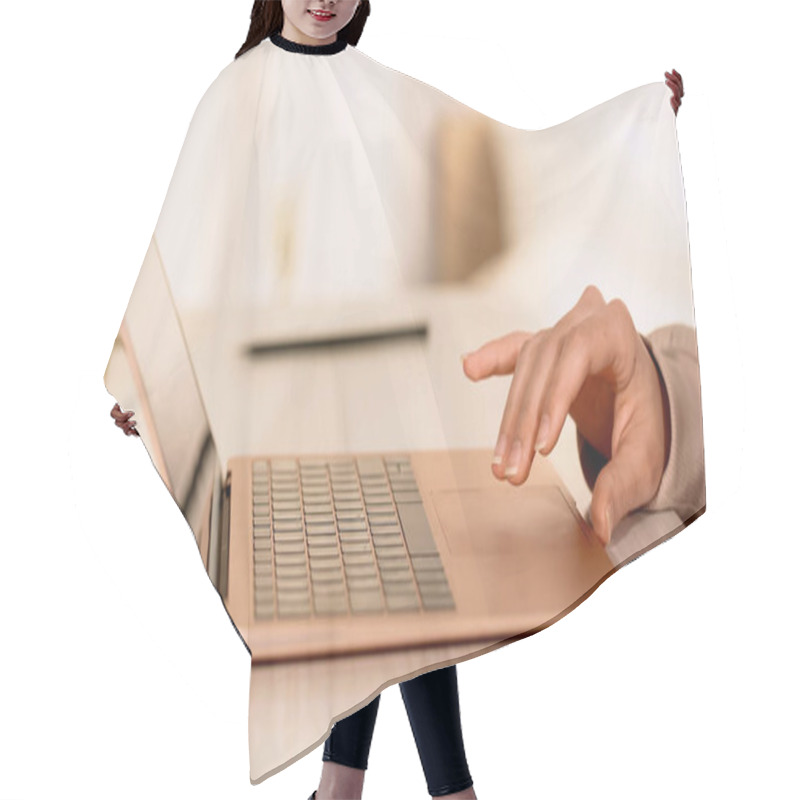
251 456 455 619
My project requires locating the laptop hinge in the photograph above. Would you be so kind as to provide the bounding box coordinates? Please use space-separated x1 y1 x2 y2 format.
217 471 232 600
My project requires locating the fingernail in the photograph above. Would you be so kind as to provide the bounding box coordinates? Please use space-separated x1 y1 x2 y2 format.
492 434 508 465
534 414 550 452
504 440 522 477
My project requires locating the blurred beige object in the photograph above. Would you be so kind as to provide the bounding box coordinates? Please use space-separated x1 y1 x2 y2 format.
435 111 506 282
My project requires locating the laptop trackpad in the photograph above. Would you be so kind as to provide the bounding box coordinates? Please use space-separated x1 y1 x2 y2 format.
432 486 588 557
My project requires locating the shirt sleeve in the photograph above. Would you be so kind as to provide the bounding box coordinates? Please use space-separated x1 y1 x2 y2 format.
576 324 706 521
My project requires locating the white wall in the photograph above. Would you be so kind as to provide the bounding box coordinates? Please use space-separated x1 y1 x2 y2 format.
1 1 796 798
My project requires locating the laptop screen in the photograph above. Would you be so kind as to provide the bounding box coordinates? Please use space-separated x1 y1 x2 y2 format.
104 236 224 585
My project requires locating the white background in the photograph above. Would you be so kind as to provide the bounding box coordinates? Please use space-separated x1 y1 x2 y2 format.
1 1 797 798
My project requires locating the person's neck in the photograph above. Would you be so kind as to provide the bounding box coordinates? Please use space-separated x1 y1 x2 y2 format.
280 20 337 47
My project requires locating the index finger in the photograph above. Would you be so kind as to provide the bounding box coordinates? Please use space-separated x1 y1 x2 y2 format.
462 331 533 382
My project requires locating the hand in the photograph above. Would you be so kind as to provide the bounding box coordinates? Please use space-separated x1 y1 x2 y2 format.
111 403 139 437
665 68 684 115
462 286 670 545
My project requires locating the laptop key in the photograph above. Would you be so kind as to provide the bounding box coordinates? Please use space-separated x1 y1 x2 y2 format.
360 483 389 494
274 536 304 550
418 581 452 597
416 573 448 590
307 524 337 536
275 552 308 567
304 488 331 498
315 600 349 617
277 587 310 600
374 543 406 558
357 458 384 475
343 553 376 567
338 521 368 533
350 592 384 614
334 501 364 512
277 604 311 619
341 541 373 554
274 564 308 579
383 581 416 597
380 568 413 583
395 502 438 556
305 511 335 521
377 555 409 571
330 481 359 491
333 492 362 504
275 542 306 556
271 489 300 499
410 554 444 570
312 577 346 593
367 506 399 526
421 594 455 611
309 548 340 561
386 593 419 612
312 572 345 586
362 492 391 502
365 503 393 514
346 576 379 591
340 532 370 544
307 534 338 548
344 561 379 576
271 483 299 493
273 519 301 532
361 492 389 503
335 509 365 520
273 497 301 508
307 545 338 558
304 507 333 517
276 574 310 588
372 536 404 551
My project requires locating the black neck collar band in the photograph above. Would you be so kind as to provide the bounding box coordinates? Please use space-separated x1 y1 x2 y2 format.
269 32 348 56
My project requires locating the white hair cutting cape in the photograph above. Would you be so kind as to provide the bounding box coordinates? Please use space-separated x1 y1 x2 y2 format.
104 31 703 779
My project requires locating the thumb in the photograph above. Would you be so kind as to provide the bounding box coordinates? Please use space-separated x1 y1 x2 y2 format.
589 437 660 545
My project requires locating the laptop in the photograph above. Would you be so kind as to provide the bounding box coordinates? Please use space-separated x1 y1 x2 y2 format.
107 238 613 663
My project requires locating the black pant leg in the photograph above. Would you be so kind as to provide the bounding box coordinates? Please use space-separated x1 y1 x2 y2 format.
322 694 381 771
400 665 473 797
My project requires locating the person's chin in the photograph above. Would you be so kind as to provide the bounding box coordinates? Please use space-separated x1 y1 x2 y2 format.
300 24 339 41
